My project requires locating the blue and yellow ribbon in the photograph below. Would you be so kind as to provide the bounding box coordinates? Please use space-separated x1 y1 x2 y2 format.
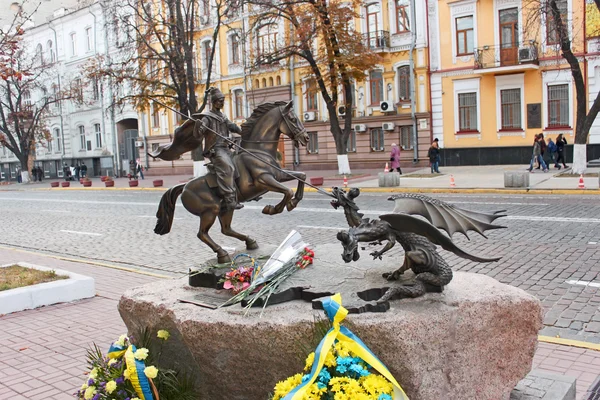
107 342 127 360
284 294 409 400
107 341 154 400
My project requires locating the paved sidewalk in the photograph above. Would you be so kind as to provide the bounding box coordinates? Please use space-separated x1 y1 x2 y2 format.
0 248 600 399
2 164 599 192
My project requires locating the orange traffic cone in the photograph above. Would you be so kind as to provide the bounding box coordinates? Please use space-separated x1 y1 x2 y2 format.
578 174 585 189
343 175 348 188
450 175 456 188
384 162 389 172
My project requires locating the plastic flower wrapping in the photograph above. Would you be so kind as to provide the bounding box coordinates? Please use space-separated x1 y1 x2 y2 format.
271 294 408 400
253 230 308 285
76 330 197 400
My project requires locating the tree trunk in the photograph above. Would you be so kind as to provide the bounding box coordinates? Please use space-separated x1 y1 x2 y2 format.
327 103 351 174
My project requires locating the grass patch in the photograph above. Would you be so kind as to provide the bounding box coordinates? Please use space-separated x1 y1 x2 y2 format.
0 265 68 291
403 173 445 178
556 173 599 178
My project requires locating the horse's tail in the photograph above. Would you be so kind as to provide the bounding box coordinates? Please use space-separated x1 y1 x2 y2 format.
154 183 185 235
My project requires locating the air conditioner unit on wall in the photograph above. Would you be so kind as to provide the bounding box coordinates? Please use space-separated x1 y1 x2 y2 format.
380 100 394 112
199 15 209 25
338 106 346 117
354 124 367 133
303 111 316 122
518 47 535 62
135 140 144 148
382 122 395 131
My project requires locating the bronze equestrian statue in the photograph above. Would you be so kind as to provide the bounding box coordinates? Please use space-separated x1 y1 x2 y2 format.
332 188 506 303
150 94 309 264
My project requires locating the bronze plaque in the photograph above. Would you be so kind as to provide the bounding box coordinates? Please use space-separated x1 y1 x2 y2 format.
527 103 542 129
178 291 233 309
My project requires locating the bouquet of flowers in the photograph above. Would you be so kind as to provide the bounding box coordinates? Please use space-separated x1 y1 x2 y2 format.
76 329 197 400
220 230 314 311
219 254 257 294
271 294 408 400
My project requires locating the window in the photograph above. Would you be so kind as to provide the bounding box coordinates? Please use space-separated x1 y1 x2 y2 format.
366 3 381 48
152 104 160 128
369 70 383 105
202 41 213 69
262 78 267 87
307 132 319 154
47 40 54 63
234 89 244 119
276 76 281 85
36 44 43 65
346 130 356 152
546 0 568 45
397 66 410 102
306 79 319 111
70 33 77 56
548 84 569 127
255 79 260 88
47 137 52 153
85 27 92 51
396 1 410 33
257 24 277 57
22 90 31 108
458 92 478 131
500 89 521 130
231 34 240 64
94 123 102 147
370 128 384 151
92 78 99 100
400 125 413 150
269 77 274 87
456 16 474 56
54 128 61 152
79 125 86 150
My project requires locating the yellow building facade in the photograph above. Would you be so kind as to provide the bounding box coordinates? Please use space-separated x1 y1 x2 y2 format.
430 0 585 160
143 0 434 174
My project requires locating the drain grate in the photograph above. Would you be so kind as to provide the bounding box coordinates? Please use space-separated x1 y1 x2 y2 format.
586 377 600 400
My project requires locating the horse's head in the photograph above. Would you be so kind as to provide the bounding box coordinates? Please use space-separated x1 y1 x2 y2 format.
337 230 360 263
279 101 309 148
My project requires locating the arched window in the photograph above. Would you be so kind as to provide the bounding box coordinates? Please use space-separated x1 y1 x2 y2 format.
262 78 267 87
22 90 31 108
47 40 54 63
54 128 61 152
78 125 86 150
255 79 260 88
268 77 274 87
276 76 281 85
397 66 410 102
230 33 240 65
306 79 318 111
233 89 244 119
36 44 43 65
366 3 381 47
369 70 383 105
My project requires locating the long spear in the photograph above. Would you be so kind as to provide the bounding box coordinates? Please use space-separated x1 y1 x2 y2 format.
148 98 336 198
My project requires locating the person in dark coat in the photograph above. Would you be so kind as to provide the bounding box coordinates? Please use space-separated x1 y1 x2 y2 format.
31 166 37 182
36 166 43 181
556 134 568 169
80 163 87 178
427 141 440 173
74 164 81 180
63 164 71 181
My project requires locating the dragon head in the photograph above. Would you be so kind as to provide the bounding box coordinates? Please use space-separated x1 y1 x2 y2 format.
337 230 360 263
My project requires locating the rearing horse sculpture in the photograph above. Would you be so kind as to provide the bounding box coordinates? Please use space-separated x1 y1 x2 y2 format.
154 101 309 263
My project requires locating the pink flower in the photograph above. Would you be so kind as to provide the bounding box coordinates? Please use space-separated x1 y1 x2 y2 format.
223 281 234 290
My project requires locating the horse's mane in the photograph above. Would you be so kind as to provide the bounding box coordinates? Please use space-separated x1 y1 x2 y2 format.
240 101 288 137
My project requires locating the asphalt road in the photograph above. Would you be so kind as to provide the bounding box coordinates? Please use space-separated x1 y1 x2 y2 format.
1 189 600 343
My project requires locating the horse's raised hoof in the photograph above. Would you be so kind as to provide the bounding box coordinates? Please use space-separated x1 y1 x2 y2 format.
216 250 231 264
286 199 299 211
262 205 275 215
246 238 259 250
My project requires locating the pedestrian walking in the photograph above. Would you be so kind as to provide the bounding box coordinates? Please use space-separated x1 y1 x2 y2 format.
129 160 137 180
136 158 145 180
546 137 558 169
63 164 71 181
536 133 546 169
556 134 568 169
16 167 21 183
74 164 81 180
80 162 87 178
528 134 548 172
37 166 43 181
31 166 37 182
428 141 440 173
389 143 402 174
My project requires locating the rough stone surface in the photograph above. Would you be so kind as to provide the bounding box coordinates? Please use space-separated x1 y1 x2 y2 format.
510 370 576 400
504 171 530 188
119 244 542 400
378 172 400 187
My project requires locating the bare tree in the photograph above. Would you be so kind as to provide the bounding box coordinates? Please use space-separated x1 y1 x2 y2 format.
525 0 600 173
245 0 380 174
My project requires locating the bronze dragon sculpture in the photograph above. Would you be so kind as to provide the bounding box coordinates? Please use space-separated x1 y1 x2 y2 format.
331 187 506 303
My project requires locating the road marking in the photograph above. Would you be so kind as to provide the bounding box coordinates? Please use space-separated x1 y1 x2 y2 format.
298 225 345 230
589 242 598 245
136 215 183 220
41 209 69 213
506 216 600 223
59 230 103 236
565 279 600 288
451 201 548 206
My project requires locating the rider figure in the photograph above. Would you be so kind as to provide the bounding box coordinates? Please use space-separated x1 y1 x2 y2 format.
194 87 244 211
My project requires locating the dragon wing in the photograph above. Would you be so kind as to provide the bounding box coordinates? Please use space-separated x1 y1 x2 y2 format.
379 213 501 262
388 193 506 239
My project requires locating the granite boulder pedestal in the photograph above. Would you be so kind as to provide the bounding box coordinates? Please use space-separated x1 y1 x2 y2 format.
118 244 542 400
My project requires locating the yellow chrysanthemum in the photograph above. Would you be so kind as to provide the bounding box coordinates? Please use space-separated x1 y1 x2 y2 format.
304 352 315 371
123 369 131 380
134 348 149 360
157 330 170 340
115 334 128 346
324 350 337 368
360 374 393 396
88 368 98 379
144 365 159 379
105 380 117 394
273 373 303 400
83 386 97 400
334 341 351 358
303 383 327 400
80 383 88 390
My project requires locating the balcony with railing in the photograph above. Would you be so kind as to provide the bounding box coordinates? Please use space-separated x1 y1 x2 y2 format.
363 30 390 50
474 41 539 73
